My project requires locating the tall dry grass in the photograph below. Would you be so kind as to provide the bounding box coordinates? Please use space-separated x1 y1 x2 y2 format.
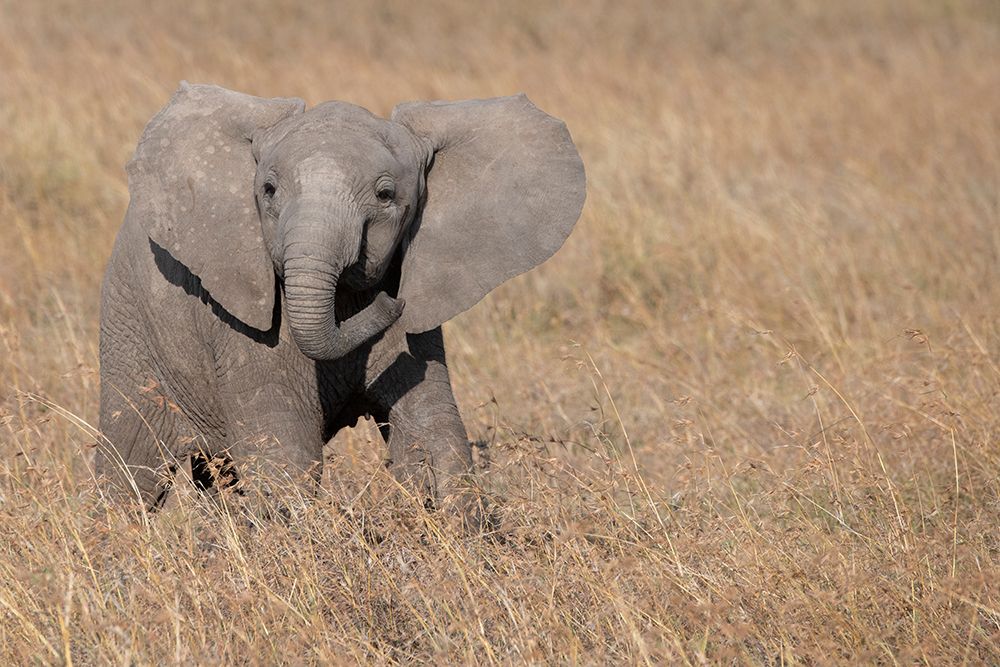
1 0 998 663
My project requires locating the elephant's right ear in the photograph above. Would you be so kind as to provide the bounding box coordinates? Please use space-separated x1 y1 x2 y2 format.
126 82 304 331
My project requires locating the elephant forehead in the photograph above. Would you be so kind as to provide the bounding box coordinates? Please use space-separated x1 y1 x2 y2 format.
295 155 355 190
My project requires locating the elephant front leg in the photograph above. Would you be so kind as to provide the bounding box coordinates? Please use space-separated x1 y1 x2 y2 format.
216 353 327 511
366 328 474 513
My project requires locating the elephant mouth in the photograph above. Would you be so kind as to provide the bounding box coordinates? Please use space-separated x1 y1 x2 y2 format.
340 259 373 290
342 252 394 291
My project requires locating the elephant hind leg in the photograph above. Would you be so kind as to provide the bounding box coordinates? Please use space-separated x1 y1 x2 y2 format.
96 370 195 510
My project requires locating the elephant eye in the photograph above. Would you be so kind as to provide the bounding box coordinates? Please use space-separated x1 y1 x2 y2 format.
262 182 277 199
375 180 395 203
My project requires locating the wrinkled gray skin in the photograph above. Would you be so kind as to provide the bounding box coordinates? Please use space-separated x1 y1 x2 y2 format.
98 83 585 512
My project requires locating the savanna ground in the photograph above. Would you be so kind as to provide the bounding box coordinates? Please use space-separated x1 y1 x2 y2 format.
1 1 998 663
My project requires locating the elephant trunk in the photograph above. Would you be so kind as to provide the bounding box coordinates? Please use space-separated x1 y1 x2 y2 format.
282 208 402 361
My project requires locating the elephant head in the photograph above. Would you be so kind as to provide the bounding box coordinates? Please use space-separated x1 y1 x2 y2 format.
126 83 585 359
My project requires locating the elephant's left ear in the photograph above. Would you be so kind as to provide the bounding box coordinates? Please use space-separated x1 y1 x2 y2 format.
391 94 586 334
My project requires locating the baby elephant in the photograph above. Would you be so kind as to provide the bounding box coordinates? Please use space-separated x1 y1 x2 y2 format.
97 83 585 511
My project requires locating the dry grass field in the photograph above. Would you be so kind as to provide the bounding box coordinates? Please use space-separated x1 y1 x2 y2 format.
1 0 999 663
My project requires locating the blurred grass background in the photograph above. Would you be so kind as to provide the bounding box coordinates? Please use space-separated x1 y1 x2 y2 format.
0 0 998 663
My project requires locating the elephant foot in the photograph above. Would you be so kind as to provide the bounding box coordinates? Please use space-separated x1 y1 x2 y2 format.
386 442 482 529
